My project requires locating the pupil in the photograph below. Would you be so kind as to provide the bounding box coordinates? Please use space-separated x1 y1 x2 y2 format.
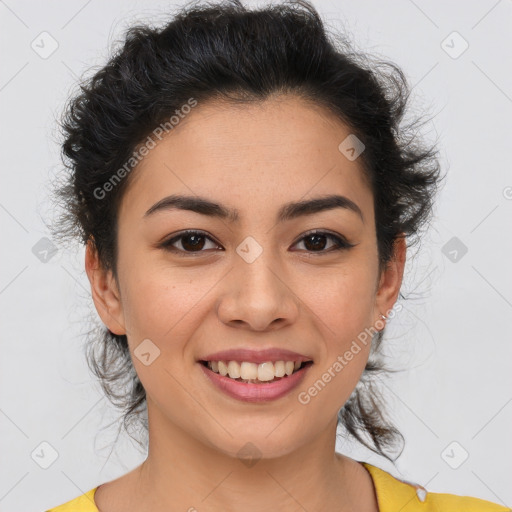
305 234 326 251
183 234 205 251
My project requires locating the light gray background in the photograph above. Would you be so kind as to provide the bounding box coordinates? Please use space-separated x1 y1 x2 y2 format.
1 0 511 510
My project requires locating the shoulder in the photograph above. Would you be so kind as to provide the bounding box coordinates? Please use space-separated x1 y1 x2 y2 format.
362 462 510 512
45 487 99 512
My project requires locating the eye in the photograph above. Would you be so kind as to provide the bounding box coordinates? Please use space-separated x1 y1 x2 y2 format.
291 230 355 254
160 230 221 256
160 229 354 256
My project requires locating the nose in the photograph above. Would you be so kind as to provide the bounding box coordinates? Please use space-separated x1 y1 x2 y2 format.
216 250 299 332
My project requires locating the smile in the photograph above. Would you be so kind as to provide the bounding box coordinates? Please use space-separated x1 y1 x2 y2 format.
198 360 314 402
200 359 313 383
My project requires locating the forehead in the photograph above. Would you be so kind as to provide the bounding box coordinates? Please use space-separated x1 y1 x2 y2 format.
120 95 373 222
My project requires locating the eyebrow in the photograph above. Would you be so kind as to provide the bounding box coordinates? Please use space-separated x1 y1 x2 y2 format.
144 193 364 223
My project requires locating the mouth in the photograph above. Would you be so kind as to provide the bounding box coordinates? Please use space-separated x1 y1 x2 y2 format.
198 357 314 402
198 359 314 384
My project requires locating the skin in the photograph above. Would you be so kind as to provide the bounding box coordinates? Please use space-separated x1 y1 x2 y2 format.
86 94 406 512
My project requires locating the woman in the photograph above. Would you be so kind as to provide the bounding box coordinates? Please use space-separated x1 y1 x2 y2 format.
45 0 509 510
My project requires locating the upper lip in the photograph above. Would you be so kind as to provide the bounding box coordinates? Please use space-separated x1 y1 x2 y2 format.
199 348 313 364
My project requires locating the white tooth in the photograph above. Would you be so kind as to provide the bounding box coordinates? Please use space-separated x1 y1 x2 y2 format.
218 361 228 376
227 361 241 379
294 361 301 371
274 361 285 377
240 362 258 380
214 360 298 381
258 362 275 381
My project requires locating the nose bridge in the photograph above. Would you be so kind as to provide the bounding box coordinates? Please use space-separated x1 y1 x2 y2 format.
217 234 298 329
234 234 284 298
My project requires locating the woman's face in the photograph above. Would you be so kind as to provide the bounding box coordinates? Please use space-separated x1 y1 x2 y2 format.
87 94 405 459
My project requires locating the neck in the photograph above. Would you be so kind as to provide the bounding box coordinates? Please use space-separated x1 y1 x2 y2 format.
123 400 375 512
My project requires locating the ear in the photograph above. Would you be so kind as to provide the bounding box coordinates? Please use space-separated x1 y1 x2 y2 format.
373 235 406 326
85 238 126 335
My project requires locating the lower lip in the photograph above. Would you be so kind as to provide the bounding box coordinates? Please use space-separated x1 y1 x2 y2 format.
199 362 312 402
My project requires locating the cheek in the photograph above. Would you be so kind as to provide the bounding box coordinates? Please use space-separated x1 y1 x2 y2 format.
121 262 217 341
118 265 216 411
301 263 376 404
307 260 378 336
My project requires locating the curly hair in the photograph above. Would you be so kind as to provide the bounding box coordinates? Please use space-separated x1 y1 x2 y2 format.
50 0 442 462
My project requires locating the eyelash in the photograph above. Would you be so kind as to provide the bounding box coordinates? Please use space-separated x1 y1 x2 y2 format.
160 229 355 257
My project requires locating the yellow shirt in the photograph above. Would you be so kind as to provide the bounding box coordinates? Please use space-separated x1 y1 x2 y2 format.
45 461 510 511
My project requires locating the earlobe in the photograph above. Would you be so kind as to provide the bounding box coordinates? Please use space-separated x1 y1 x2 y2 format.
84 238 126 335
374 235 406 325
